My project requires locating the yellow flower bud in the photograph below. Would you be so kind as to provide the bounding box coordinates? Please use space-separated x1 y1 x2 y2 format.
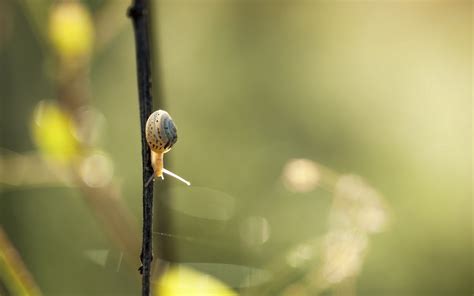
154 266 237 296
32 101 79 162
48 2 94 59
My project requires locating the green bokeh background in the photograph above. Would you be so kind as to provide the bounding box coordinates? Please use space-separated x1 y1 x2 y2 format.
0 0 471 295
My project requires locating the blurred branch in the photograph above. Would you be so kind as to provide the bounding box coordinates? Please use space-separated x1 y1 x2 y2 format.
127 0 155 295
0 228 42 296
0 150 66 187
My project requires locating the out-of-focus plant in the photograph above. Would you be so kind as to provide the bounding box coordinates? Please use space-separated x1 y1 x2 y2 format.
2 0 141 286
39 0 141 269
244 160 389 296
314 175 388 291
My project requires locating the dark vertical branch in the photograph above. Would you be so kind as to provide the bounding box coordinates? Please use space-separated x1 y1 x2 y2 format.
127 0 155 295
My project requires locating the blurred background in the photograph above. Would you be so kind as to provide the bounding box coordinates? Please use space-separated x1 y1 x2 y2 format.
0 0 471 295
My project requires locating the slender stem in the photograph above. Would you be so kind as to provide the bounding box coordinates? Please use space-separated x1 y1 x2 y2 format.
127 0 155 295
0 228 42 296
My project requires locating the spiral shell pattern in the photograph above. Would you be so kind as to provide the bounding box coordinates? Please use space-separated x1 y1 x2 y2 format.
145 110 178 153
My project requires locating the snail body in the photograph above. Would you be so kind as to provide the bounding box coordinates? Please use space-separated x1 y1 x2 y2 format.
145 110 190 186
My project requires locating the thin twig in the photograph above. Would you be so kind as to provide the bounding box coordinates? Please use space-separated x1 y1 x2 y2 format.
0 228 42 296
127 0 155 295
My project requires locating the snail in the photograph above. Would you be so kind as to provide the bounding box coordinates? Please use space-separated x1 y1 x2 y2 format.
145 110 190 186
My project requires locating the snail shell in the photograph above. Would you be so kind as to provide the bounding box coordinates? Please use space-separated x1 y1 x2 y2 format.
145 110 178 154
145 110 178 178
